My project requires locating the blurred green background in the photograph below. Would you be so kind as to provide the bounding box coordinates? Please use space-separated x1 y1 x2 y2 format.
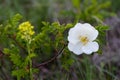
0 0 120 80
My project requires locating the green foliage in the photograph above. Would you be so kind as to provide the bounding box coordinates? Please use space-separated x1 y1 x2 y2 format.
0 12 110 79
32 22 73 61
12 69 28 80
72 0 80 8
4 47 22 67
3 46 28 79
3 45 34 79
1 13 74 79
0 14 22 45
0 0 117 79
59 0 113 24
1 14 37 80
108 0 120 12
95 25 109 54
79 0 111 23
10 14 23 27
60 50 75 71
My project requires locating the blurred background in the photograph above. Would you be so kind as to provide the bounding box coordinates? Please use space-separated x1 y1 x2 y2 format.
0 0 120 80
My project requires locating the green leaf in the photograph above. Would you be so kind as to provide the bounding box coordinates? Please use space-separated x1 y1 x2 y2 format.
95 25 109 54
10 53 22 67
12 69 28 79
3 48 10 55
11 13 23 26
72 0 80 8
26 53 36 60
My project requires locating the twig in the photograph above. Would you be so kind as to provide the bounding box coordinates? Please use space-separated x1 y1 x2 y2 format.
0 51 9 80
35 44 67 68
0 50 4 58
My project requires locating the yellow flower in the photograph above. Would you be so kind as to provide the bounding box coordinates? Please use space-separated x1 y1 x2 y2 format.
18 21 35 40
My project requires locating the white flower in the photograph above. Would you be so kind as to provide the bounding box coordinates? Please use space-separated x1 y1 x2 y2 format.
68 23 99 55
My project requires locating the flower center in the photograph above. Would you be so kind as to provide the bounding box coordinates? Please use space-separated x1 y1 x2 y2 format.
80 36 89 45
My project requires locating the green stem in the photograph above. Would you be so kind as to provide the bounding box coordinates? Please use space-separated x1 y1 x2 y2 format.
17 77 20 80
27 42 33 80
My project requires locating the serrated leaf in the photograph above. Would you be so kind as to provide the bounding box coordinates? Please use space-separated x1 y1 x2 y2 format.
3 48 10 55
10 53 22 67
12 69 28 79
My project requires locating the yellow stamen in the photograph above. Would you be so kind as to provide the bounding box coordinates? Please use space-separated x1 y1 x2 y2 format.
80 36 89 45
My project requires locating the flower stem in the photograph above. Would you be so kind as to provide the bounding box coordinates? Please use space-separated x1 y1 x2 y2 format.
27 42 33 80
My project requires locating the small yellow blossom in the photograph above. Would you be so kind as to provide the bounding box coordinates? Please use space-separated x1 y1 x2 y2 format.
18 21 35 40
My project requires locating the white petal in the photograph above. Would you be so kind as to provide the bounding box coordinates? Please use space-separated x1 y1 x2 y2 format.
68 24 82 44
87 29 98 41
82 42 99 54
84 23 94 29
82 23 99 41
74 23 83 28
68 23 98 45
68 42 83 55
68 42 74 51
68 35 79 44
